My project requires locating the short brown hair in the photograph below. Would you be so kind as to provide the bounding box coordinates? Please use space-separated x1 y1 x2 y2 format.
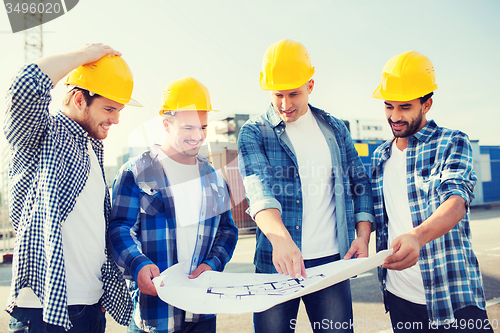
63 88 100 107
420 92 434 104
163 111 177 123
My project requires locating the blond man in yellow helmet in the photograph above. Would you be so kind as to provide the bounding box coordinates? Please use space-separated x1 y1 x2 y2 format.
371 51 493 332
238 39 375 333
109 77 238 333
3 44 141 331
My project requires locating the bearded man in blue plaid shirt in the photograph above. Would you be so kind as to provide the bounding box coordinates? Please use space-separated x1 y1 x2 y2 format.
371 51 493 332
109 77 238 333
4 44 141 332
238 39 375 333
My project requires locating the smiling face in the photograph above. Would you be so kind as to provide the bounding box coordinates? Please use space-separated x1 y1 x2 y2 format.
69 91 123 140
162 110 208 165
384 97 432 149
270 80 314 123
384 98 432 137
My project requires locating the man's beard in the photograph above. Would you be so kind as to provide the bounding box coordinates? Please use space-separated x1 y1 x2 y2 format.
388 108 423 138
77 107 106 140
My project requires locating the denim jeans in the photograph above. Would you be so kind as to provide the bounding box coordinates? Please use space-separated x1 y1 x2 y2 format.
127 316 216 333
386 291 494 333
8 303 106 333
254 254 354 333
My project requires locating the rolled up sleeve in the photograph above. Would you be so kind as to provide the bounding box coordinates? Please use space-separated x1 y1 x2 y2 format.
238 123 282 219
437 134 476 207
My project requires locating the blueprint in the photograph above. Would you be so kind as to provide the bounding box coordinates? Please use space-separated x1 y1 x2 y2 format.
153 249 392 314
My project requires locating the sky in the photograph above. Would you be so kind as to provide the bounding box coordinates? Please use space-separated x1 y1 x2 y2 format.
1 0 499 166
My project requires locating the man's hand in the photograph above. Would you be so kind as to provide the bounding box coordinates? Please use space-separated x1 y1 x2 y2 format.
188 263 213 279
344 221 371 259
76 43 122 65
34 43 122 85
344 237 369 259
383 232 421 271
254 209 306 278
271 237 306 278
137 264 160 296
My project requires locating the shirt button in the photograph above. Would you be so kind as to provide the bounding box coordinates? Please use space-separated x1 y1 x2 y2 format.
296 200 300 204
295 226 299 230
295 174 299 177
83 133 88 137
277 130 281 134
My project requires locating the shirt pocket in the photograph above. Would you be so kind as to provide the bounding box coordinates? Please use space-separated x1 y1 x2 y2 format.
416 163 442 201
137 181 164 216
210 183 225 214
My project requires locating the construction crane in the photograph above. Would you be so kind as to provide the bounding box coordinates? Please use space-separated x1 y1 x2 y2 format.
24 4 43 62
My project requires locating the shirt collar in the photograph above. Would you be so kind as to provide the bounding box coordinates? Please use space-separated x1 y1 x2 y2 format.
55 110 103 151
375 119 438 171
56 110 88 137
412 119 438 143
266 104 283 128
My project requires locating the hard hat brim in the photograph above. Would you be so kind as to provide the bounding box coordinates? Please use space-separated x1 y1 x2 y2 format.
372 84 438 102
159 109 219 116
259 69 315 91
372 85 385 100
127 98 143 107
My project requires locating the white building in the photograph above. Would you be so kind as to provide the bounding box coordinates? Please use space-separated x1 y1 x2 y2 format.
346 118 392 141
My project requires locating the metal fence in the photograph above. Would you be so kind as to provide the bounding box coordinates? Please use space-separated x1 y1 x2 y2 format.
0 145 14 259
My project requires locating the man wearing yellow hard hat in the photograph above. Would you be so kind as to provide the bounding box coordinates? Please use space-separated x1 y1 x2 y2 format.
238 39 374 332
4 43 141 331
109 77 238 333
371 51 493 332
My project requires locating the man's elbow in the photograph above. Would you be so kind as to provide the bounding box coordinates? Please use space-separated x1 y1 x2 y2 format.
448 195 467 219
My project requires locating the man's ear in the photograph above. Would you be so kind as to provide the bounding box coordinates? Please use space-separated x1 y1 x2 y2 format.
163 117 171 134
307 79 315 94
422 98 433 115
72 90 85 111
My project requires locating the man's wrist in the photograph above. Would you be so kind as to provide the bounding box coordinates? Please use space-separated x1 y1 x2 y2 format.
355 221 372 241
408 227 427 248
267 231 293 247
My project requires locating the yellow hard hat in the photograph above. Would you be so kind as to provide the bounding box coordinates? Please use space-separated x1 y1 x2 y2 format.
259 39 315 91
373 51 438 101
159 77 218 116
65 55 141 106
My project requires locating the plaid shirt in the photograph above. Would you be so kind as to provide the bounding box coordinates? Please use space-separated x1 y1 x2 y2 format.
109 146 238 333
371 120 486 325
3 64 133 330
238 105 375 273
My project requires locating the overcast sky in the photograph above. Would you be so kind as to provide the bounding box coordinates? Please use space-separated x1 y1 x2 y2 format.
1 0 499 165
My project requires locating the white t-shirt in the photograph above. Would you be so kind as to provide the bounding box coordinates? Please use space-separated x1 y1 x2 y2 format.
284 108 338 259
157 148 202 274
383 140 426 305
18 142 106 307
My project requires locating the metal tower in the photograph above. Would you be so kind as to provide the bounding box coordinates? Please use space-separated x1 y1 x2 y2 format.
24 8 43 63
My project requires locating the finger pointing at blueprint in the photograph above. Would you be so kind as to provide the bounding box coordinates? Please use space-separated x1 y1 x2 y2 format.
153 249 392 314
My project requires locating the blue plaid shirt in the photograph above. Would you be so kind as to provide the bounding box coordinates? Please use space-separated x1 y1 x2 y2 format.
238 105 375 274
371 120 486 325
109 146 238 333
3 64 133 330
